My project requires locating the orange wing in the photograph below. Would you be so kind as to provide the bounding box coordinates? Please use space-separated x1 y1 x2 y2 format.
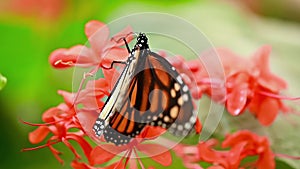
103 49 197 145
93 33 197 145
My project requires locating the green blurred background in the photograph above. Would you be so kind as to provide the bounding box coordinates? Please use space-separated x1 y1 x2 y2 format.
1 0 300 168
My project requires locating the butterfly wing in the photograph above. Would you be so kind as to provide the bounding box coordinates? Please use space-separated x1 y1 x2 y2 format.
93 33 197 145
145 51 197 136
103 49 197 145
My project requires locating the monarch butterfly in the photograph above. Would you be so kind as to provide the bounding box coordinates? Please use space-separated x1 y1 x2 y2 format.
93 33 197 145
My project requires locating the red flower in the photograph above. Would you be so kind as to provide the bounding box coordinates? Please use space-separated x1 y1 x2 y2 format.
193 45 293 125
22 90 92 164
49 20 132 69
22 21 134 165
23 18 300 169
82 126 172 169
174 130 275 169
159 46 294 125
24 20 205 169
224 46 290 125
222 130 275 169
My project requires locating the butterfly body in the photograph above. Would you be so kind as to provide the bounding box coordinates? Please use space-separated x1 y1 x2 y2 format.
93 33 197 145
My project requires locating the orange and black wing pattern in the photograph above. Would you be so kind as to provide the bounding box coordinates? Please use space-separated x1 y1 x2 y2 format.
93 33 197 145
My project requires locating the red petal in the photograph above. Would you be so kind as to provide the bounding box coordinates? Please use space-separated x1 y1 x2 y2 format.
76 111 98 138
226 142 246 167
29 126 50 144
227 83 248 116
252 45 272 74
71 160 94 169
222 130 257 148
102 47 129 65
66 134 93 161
105 161 125 169
215 48 250 76
85 20 109 56
136 144 172 166
191 86 202 100
103 68 121 89
89 146 115 165
140 126 166 139
253 45 287 91
128 158 138 169
256 149 275 169
49 45 97 69
49 48 76 68
256 98 279 126
166 55 185 68
86 78 109 91
56 103 71 112
187 60 201 72
207 166 225 169
42 107 60 122
197 142 227 167
62 139 81 159
89 144 125 165
195 118 202 134
57 90 74 106
85 20 106 38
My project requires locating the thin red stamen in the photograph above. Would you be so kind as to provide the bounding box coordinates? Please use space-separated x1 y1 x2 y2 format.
20 118 66 126
22 140 60 152
276 153 300 160
258 91 300 101
114 149 130 169
134 148 145 169
62 138 81 160
72 68 98 106
124 149 133 169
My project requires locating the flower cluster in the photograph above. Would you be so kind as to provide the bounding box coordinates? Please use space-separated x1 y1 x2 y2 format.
24 20 298 169
169 46 294 126
175 130 275 169
23 20 192 168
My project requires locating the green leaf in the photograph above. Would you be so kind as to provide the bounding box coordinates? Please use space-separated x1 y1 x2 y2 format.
276 159 295 169
0 73 7 90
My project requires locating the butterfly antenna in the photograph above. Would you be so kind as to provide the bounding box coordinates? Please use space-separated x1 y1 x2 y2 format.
111 31 137 53
123 38 131 53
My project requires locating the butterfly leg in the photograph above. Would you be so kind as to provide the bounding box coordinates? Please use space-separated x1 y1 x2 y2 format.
101 60 127 70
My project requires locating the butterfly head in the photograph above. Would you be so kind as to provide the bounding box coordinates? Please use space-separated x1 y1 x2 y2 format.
135 33 149 50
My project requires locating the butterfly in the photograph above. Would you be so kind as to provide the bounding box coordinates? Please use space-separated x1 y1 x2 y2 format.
93 33 197 145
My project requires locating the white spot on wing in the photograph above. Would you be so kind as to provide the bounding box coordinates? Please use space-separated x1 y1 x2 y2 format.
183 85 188 92
182 94 189 102
176 76 183 84
184 123 191 129
177 125 183 130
